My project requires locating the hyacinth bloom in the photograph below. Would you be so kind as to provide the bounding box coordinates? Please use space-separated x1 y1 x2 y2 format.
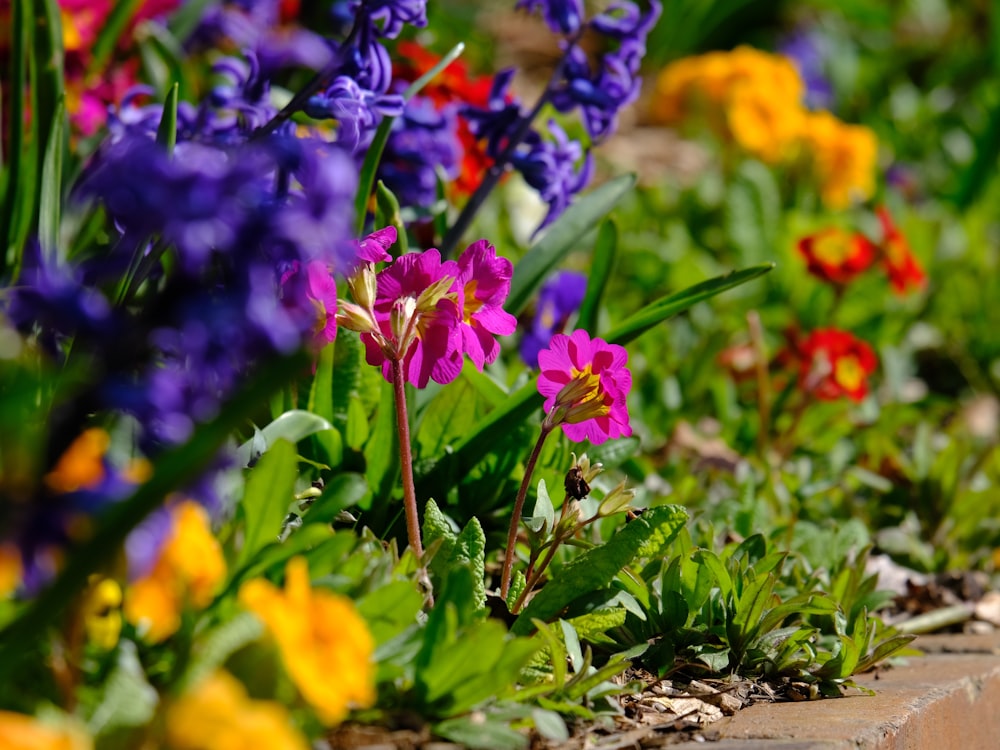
517 0 584 34
537 329 632 444
520 270 587 367
797 328 878 402
125 501 226 643
796 227 877 286
358 249 464 388
0 711 91 750
166 671 307 750
455 240 518 368
238 557 375 726
876 206 927 294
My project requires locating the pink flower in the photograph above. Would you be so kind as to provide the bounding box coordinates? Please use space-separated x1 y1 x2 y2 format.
361 249 463 388
455 240 517 369
357 226 396 265
280 260 339 348
537 329 632 444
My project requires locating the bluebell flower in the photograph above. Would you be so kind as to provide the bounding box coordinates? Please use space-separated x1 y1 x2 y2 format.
510 120 593 230
378 96 462 210
778 27 834 110
520 270 587 367
305 75 404 153
516 0 584 35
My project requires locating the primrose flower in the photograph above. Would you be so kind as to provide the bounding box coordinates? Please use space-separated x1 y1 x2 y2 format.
279 261 339 349
0 711 91 750
81 576 123 650
455 240 517 369
359 249 463 388
876 206 926 295
238 557 375 726
125 501 226 643
796 227 877 286
796 328 877 402
537 329 632 444
0 544 20 599
166 670 307 750
800 110 877 209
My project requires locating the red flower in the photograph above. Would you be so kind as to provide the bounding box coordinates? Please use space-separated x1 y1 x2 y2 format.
394 42 496 197
876 206 926 295
796 328 877 402
796 227 876 286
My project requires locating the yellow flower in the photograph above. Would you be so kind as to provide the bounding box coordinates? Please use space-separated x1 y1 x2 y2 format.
238 557 375 725
81 576 123 650
800 110 878 209
0 543 21 599
124 501 226 643
726 85 805 164
165 670 308 750
44 429 109 494
0 711 91 750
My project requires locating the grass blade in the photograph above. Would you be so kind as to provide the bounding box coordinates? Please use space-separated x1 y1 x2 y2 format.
38 97 66 265
576 218 617 333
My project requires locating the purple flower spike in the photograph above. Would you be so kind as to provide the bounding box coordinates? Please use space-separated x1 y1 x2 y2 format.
455 240 517 369
517 0 584 35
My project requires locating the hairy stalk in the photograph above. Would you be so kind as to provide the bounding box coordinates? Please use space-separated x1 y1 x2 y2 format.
500 422 553 599
439 30 584 257
390 357 423 559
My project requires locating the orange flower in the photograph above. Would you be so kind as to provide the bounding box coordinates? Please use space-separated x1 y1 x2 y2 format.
796 329 877 402
0 711 91 750
876 206 926 294
238 557 375 725
124 501 225 642
799 111 877 209
166 671 308 750
796 227 877 286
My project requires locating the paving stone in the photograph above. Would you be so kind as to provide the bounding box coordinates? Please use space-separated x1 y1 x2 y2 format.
670 631 1000 750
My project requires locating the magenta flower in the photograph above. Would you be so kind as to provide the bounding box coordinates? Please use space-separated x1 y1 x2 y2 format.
537 329 631 444
361 249 463 388
357 225 396 264
455 240 517 369
280 260 339 348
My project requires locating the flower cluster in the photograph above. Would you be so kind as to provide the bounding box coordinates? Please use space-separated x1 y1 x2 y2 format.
650 46 877 209
339 230 517 388
462 0 661 229
796 206 926 294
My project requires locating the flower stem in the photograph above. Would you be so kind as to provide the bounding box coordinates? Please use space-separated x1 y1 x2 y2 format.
390 357 423 560
500 423 552 600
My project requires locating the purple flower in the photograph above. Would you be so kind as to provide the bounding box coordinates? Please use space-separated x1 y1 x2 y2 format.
358 226 397 264
520 270 587 367
462 69 523 161
510 120 594 230
516 0 584 35
280 260 339 349
352 0 428 39
305 76 404 153
378 96 462 210
778 27 834 110
455 240 517 369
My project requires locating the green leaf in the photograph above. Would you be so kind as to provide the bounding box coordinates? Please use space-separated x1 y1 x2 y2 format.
526 478 554 534
725 160 781 265
155 82 179 153
238 438 297 567
423 499 459 573
87 0 144 79
512 505 687 634
362 378 400 508
303 473 368 526
452 516 487 609
577 218 617 333
603 263 775 346
236 410 333 467
181 612 264 691
38 96 66 266
506 174 636 316
375 180 407 254
532 708 569 742
136 21 189 99
86 642 158 737
567 608 628 643
435 715 528 750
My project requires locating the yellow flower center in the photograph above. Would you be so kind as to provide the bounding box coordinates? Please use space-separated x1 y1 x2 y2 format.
463 280 484 323
555 365 611 424
812 231 851 265
833 355 865 392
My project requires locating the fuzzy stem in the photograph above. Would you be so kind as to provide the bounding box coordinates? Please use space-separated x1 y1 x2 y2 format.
390 357 423 559
500 423 553 599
